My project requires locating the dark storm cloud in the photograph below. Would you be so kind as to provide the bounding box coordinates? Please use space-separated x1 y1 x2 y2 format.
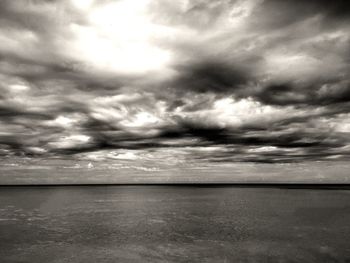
170 60 253 93
252 81 350 106
154 0 350 126
266 0 350 20
0 0 349 168
248 0 350 30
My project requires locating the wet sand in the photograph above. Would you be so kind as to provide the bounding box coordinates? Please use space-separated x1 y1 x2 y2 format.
0 186 349 262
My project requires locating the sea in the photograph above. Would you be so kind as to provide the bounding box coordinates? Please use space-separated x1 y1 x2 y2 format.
0 185 349 262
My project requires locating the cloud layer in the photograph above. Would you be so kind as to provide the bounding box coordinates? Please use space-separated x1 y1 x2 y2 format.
0 0 350 171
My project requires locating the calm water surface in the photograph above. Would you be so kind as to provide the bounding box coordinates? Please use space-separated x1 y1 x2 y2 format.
0 186 349 262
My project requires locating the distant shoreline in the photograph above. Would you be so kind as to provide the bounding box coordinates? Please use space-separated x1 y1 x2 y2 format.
0 183 350 190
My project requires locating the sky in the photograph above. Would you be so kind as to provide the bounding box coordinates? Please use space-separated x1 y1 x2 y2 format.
0 0 350 183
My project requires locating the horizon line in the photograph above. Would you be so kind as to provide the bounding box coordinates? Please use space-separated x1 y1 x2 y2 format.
1 183 350 189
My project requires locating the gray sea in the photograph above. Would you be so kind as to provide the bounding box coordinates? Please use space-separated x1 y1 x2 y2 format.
0 186 349 262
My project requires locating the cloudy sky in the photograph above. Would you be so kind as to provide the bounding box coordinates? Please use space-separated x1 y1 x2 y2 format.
0 0 350 183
